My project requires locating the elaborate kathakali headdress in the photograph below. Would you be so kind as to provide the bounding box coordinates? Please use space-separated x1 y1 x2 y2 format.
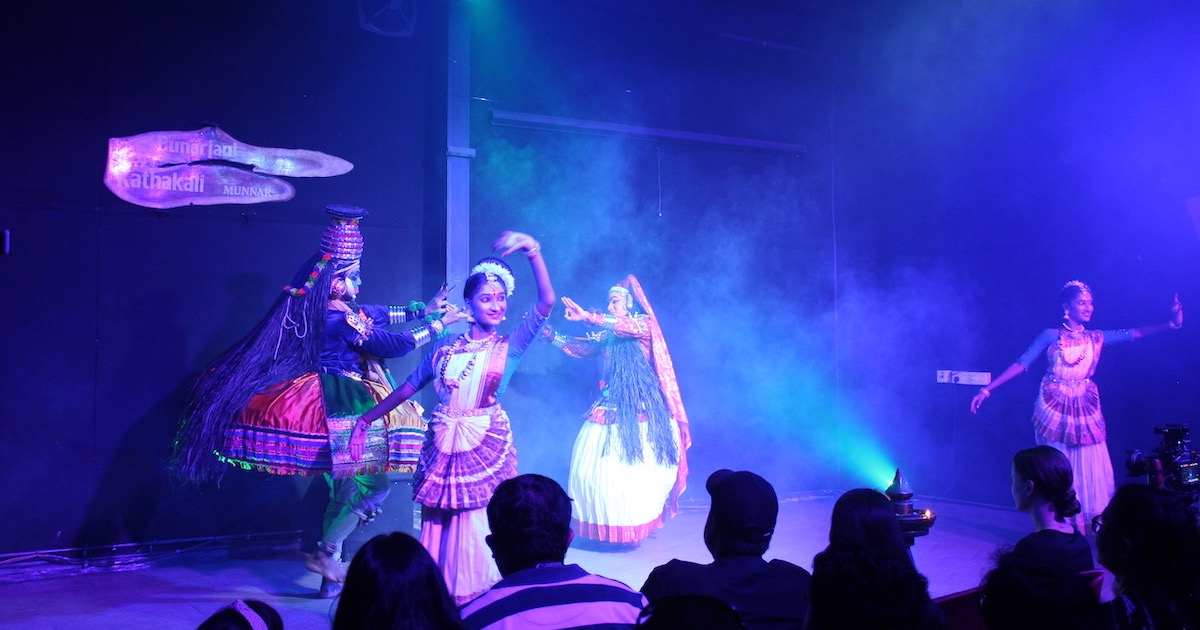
285 205 367 296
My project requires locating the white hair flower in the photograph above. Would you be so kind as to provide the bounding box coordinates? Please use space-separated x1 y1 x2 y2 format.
472 260 515 297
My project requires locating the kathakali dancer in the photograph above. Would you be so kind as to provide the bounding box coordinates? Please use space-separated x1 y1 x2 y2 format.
549 275 690 546
971 280 1182 533
353 231 555 604
173 205 465 597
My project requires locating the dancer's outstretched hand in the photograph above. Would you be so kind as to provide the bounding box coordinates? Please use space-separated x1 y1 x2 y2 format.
561 297 588 322
492 231 540 257
969 389 990 414
1171 293 1184 329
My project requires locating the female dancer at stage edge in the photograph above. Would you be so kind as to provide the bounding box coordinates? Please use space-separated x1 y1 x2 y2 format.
548 276 690 547
352 231 554 604
970 281 1182 532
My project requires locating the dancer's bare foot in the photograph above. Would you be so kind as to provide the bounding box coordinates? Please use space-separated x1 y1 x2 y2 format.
305 549 346 583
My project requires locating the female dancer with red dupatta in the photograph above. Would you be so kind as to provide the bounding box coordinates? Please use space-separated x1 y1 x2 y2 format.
550 275 691 546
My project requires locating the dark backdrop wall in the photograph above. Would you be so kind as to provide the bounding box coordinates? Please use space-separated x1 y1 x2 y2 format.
2 1 1198 556
0 1 444 554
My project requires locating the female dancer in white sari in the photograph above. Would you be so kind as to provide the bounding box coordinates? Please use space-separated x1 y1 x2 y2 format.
550 275 691 546
972 280 1181 532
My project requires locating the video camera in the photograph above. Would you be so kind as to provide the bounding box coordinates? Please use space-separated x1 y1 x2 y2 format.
1126 424 1200 494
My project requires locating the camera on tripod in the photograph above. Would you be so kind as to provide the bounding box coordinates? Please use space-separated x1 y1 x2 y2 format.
1126 423 1200 493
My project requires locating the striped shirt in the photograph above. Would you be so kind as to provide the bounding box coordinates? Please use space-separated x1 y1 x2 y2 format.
460 564 647 630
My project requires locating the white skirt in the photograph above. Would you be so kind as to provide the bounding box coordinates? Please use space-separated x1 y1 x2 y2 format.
420 505 498 605
568 419 680 543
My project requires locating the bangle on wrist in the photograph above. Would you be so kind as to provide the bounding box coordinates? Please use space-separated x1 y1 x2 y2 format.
980 388 991 397
1169 321 1182 330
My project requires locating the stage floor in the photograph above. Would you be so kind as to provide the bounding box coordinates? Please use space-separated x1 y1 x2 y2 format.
0 493 1101 629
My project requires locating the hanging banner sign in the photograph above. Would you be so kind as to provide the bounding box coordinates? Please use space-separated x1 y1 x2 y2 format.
104 126 353 209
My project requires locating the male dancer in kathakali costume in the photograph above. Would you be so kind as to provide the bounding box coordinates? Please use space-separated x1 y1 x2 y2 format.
173 205 466 596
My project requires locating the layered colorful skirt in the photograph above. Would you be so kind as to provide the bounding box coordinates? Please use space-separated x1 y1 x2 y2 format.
1032 375 1113 531
415 403 518 604
220 372 425 477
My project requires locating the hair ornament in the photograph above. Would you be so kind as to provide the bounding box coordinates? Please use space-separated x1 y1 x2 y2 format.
1062 280 1091 294
472 260 515 297
283 253 332 296
609 285 634 311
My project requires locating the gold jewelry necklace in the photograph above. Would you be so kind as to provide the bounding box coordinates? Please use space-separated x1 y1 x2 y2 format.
439 331 496 388
1061 321 1085 333
1058 330 1091 368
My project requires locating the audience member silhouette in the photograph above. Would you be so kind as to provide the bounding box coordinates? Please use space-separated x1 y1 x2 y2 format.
331 531 463 630
641 469 810 629
637 594 746 629
1008 445 1093 572
197 599 283 630
827 488 914 567
979 548 1105 630
459 474 646 629
1096 483 1200 630
806 488 945 630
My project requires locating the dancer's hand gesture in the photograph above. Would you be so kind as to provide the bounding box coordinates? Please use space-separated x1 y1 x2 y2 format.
970 388 990 414
493 231 540 257
440 303 470 326
423 282 454 317
561 297 588 322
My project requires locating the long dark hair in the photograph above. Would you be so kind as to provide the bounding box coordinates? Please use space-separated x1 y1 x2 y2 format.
172 253 334 483
808 544 940 630
828 488 912 568
333 532 464 630
1013 446 1080 521
603 334 678 466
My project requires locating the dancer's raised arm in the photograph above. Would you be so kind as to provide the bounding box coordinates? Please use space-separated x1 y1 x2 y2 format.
493 231 554 316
